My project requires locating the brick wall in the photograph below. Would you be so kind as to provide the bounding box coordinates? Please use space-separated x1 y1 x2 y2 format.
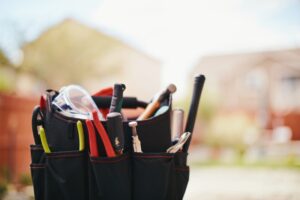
0 93 38 182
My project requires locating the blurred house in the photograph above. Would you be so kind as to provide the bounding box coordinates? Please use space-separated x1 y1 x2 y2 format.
0 19 162 182
21 19 162 99
192 48 300 141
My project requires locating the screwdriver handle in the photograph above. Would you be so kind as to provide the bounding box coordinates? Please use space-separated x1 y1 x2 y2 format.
106 112 124 154
182 74 205 152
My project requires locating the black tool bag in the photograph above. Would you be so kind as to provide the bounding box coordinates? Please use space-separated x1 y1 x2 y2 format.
30 91 190 200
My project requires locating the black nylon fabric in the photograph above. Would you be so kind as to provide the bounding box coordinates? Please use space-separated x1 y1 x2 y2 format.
30 145 45 200
90 153 131 200
44 151 88 200
173 152 190 200
132 153 173 200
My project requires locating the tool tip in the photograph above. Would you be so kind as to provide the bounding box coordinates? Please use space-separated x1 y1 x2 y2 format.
195 74 206 81
167 84 177 93
129 121 137 127
107 112 122 118
115 83 126 90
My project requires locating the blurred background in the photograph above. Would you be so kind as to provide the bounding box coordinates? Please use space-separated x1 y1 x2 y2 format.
0 0 300 199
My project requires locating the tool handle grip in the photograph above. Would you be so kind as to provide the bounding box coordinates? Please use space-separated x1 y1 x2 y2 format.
182 74 205 152
106 113 124 153
109 84 125 113
137 101 160 120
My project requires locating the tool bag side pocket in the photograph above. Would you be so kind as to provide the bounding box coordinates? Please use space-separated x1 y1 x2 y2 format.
89 153 131 200
44 150 88 200
172 152 190 200
132 152 174 200
30 145 46 200
135 96 172 153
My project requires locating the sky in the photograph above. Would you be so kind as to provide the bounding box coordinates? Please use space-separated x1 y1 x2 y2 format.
0 0 300 94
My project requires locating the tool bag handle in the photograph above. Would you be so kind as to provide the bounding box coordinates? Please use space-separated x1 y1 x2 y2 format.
92 96 148 109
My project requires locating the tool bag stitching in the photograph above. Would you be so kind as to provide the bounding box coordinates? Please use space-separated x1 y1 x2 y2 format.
46 153 84 158
90 154 129 163
133 155 173 159
30 164 45 169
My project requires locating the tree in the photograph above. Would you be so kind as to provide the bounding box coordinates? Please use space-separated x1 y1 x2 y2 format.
0 49 10 66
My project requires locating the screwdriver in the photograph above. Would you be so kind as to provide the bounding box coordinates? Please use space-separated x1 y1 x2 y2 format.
76 121 85 151
171 109 184 144
128 121 142 153
137 84 176 120
109 84 126 113
39 127 51 153
106 112 125 155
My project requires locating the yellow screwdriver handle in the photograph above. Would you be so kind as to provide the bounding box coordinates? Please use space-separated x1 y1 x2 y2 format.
77 121 85 151
39 127 51 153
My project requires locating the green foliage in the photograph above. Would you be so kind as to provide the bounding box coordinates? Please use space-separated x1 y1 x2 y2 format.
0 166 11 183
0 49 10 66
174 86 218 123
19 174 32 186
0 182 8 200
0 166 9 200
192 157 300 170
198 88 219 122
0 72 12 92
0 49 15 92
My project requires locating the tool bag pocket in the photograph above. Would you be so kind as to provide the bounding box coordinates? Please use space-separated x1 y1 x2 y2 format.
89 153 131 200
44 151 88 200
172 152 190 200
134 97 172 153
30 145 46 200
132 152 174 200
44 112 80 152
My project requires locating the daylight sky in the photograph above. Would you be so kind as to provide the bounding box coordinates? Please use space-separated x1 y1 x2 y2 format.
1 0 300 92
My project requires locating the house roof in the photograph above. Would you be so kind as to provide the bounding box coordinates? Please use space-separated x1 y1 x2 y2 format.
23 19 160 64
20 19 161 89
192 48 300 81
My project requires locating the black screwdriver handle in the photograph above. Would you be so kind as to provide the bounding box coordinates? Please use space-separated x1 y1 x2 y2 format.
109 84 126 113
182 74 205 152
106 112 125 154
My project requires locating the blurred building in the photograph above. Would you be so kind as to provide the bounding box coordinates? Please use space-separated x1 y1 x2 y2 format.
0 19 162 182
193 48 300 140
21 19 162 99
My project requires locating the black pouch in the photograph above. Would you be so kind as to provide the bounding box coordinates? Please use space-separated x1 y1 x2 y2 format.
30 145 45 200
31 91 193 200
132 153 174 200
89 153 131 200
172 152 190 200
44 151 88 200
